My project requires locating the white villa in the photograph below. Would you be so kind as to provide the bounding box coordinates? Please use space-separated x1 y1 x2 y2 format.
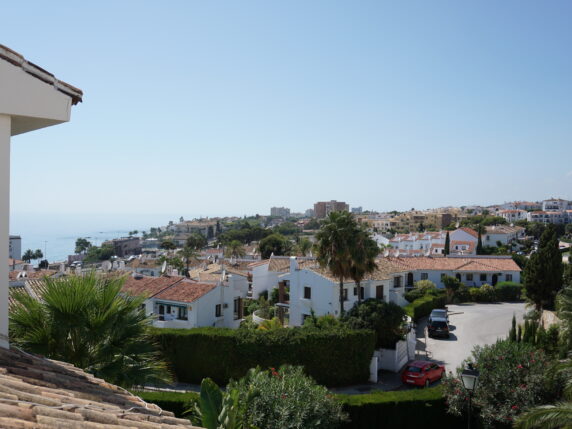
122 271 248 329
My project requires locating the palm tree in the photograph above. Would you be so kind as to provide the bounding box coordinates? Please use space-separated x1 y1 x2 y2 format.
22 249 34 263
9 273 170 388
349 226 379 304
179 245 198 276
297 237 313 256
225 240 246 259
315 211 358 316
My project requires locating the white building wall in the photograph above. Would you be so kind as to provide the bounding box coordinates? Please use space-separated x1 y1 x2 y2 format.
9 236 21 260
251 263 279 299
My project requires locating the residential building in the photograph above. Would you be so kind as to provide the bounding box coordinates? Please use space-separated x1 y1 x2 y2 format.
270 206 291 217
499 201 542 211
8 235 21 260
498 209 527 223
167 219 218 238
351 206 363 214
527 211 570 224
122 271 248 329
542 198 571 212
284 257 409 326
313 200 349 218
483 225 525 246
304 208 315 217
387 228 477 255
0 44 82 349
102 237 142 257
249 255 316 299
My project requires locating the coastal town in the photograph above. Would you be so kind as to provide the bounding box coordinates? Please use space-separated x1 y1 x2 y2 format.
2 2 572 428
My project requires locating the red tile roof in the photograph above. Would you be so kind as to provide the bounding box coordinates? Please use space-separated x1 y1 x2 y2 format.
122 275 186 298
458 227 478 238
154 281 217 304
384 256 521 272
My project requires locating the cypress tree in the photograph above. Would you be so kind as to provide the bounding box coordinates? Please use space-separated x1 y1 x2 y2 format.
476 226 484 255
517 324 522 343
508 314 517 342
444 232 450 256
524 225 563 310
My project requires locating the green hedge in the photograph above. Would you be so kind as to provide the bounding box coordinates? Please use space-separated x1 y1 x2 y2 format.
404 294 447 321
132 390 199 418
494 282 524 301
338 387 463 428
151 327 376 387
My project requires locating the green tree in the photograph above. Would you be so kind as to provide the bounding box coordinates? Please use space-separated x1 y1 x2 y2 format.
444 231 450 255
524 226 563 310
442 275 461 303
225 240 246 259
22 249 34 263
315 211 358 316
476 226 484 255
343 299 406 348
258 233 291 259
160 239 177 251
9 273 169 388
557 281 572 354
85 244 115 262
349 226 379 304
296 237 313 256
33 249 43 260
179 246 198 276
75 238 92 254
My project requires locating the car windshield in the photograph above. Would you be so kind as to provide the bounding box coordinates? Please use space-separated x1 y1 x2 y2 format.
431 310 446 316
431 321 447 328
406 366 422 373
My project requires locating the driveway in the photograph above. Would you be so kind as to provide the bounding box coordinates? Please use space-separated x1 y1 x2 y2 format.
415 302 526 374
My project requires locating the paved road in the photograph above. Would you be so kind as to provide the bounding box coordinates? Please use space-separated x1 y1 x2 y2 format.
415 302 526 374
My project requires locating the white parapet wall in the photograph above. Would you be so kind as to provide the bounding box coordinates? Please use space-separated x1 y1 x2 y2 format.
0 115 10 348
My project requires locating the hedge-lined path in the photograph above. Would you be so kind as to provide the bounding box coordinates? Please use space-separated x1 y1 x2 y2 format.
417 302 526 372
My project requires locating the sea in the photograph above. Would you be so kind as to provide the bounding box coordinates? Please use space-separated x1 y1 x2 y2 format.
9 212 185 262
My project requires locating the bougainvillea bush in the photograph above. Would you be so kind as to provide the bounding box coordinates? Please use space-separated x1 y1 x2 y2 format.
442 340 555 427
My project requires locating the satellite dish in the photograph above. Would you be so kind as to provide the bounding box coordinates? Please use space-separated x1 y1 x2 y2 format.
102 261 112 272
161 261 167 274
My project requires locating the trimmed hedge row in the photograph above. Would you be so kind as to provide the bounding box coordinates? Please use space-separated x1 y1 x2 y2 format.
404 294 447 321
338 386 463 428
133 390 199 417
151 327 376 387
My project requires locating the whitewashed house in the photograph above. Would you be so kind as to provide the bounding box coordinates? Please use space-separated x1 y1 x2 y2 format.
483 225 525 247
248 255 315 299
0 45 82 348
122 272 248 329
283 257 409 327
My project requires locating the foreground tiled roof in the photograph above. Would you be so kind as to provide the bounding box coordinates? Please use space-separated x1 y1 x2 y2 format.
0 347 197 428
122 275 186 298
0 44 83 104
305 258 407 283
8 270 58 282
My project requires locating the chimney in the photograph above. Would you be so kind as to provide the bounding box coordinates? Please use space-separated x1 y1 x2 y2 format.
289 256 298 272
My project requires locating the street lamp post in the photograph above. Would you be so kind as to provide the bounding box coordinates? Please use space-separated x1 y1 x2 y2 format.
460 365 480 429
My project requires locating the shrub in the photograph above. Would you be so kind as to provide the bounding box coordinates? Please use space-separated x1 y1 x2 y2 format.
229 366 347 429
404 288 424 303
453 284 471 303
405 280 438 303
132 390 198 418
338 386 462 428
443 340 554 427
151 327 376 387
404 294 447 321
469 284 497 302
495 282 524 301
343 299 407 349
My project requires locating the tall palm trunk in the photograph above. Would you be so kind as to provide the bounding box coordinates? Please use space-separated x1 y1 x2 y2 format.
339 279 345 316
356 281 362 304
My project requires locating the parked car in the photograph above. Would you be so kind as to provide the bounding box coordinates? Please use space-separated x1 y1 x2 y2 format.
427 317 450 338
429 308 448 322
401 360 446 387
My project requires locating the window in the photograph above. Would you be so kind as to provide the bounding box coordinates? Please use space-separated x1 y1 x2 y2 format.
421 273 428 280
215 304 222 317
466 273 473 281
304 287 311 299
177 306 188 320
343 288 348 301
506 274 513 282
393 276 401 288
353 287 358 296
480 274 487 281
441 273 446 281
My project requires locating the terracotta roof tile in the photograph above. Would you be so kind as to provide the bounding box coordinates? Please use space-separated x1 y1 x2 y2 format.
154 282 217 304
0 347 199 428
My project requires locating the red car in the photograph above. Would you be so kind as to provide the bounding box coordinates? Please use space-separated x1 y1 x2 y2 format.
401 360 446 387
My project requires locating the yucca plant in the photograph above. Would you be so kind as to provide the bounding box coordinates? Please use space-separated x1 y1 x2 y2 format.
9 272 170 388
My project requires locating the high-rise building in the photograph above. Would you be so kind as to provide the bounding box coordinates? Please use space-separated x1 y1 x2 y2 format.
270 207 291 217
9 235 21 260
313 200 350 218
351 207 363 214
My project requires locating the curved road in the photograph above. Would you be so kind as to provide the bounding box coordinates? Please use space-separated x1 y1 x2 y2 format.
416 302 526 373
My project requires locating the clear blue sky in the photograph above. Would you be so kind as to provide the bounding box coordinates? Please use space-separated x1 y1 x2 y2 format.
5 1 572 218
